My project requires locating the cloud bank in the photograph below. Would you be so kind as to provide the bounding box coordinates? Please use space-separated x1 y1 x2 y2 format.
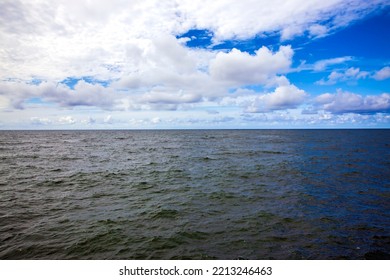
0 0 389 128
316 90 390 114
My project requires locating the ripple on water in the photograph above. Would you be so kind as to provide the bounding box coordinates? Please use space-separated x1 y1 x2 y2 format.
0 130 389 259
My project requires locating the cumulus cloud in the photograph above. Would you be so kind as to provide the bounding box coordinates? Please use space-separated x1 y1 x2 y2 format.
316 90 390 114
316 67 369 85
118 35 201 86
150 117 161 124
222 77 306 113
246 84 306 113
115 43 295 110
59 80 114 108
316 65 390 85
58 116 76 124
210 46 293 85
1 0 387 80
143 90 202 105
0 0 389 128
373 66 390 81
0 80 116 109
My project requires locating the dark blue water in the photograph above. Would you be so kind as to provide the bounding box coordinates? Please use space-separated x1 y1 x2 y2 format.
0 129 389 259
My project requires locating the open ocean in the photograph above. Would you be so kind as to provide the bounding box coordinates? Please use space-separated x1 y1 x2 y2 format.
0 129 389 259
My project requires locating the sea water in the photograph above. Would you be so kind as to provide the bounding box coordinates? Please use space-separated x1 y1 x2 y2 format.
0 129 389 259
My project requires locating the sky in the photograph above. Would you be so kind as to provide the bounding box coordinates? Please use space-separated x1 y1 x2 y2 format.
0 0 389 129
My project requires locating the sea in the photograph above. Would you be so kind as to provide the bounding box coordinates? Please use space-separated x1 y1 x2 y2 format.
0 129 389 260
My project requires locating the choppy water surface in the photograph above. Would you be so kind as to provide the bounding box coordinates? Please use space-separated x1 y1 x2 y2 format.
0 129 389 259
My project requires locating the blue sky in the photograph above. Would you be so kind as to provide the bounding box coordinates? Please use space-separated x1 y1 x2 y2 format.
0 0 389 129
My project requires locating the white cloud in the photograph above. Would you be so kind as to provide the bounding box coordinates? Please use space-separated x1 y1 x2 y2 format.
81 116 96 125
245 79 307 113
61 80 114 108
210 46 293 85
306 112 389 126
0 96 10 109
263 84 306 110
316 67 369 85
316 65 390 85
316 90 390 114
0 0 389 128
58 116 76 124
104 115 113 124
312 56 353 71
373 66 390 81
0 80 116 109
150 117 161 124
309 24 328 37
177 0 388 41
281 25 306 41
143 90 202 105
1 0 387 81
30 117 51 125
219 77 307 113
